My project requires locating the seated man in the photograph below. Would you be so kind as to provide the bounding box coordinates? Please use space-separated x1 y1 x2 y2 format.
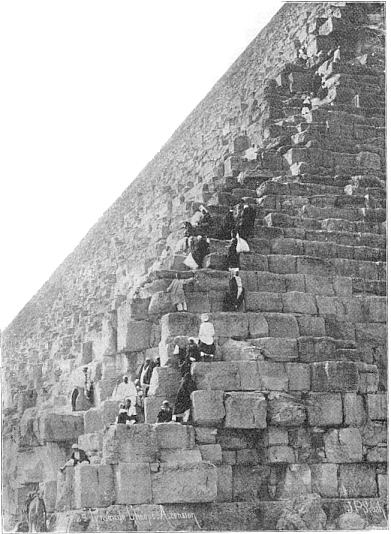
156 400 173 423
124 398 138 425
59 444 90 472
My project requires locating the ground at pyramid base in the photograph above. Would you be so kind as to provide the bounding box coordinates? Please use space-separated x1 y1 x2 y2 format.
1 1 387 532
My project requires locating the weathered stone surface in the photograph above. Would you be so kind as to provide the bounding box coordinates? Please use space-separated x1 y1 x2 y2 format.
367 393 387 420
251 338 298 361
154 423 195 450
311 464 338 497
216 465 233 502
268 445 295 464
224 392 267 429
236 449 260 465
339 464 378 498
194 427 217 444
275 493 327 531
264 427 289 446
286 363 310 391
298 336 336 363
232 465 271 501
307 393 343 426
311 361 359 392
55 468 75 511
36 412 84 443
102 424 158 464
191 390 225 426
258 361 288 390
280 464 311 498
151 462 217 503
198 444 223 465
74 464 115 508
148 367 181 397
191 362 240 391
282 292 317 315
336 512 366 530
159 449 202 464
117 312 152 352
264 313 299 338
324 428 362 463
78 432 103 455
343 393 365 426
115 463 152 504
268 394 306 427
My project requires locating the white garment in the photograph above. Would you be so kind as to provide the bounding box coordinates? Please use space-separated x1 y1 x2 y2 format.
190 211 203 226
234 275 243 299
113 381 137 414
244 146 258 161
198 321 215 345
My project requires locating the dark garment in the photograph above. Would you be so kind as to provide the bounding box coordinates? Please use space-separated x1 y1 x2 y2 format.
220 211 236 240
186 343 201 362
138 362 155 385
156 407 173 423
312 73 322 93
174 373 196 415
224 278 245 311
238 205 256 240
227 239 240 269
179 356 192 377
183 222 195 237
198 340 216 355
70 449 90 465
196 212 212 235
192 237 210 268
117 411 128 424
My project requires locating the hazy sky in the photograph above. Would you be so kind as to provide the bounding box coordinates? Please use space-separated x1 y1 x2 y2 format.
0 0 281 329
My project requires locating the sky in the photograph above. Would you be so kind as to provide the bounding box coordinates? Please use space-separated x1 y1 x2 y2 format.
0 0 282 330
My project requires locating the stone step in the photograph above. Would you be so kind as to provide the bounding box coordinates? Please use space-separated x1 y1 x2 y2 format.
256 179 385 199
262 212 386 235
257 193 385 212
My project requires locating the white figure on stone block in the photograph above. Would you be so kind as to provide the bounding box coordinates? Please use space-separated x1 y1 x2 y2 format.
59 444 90 472
112 375 137 414
198 314 216 361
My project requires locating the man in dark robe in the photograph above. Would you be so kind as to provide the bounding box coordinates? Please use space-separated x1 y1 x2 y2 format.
227 236 240 272
237 203 256 240
156 400 173 423
192 235 210 269
219 210 235 240
173 373 196 423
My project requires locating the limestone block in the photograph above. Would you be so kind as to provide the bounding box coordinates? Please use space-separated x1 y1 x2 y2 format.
282 292 317 315
191 362 240 391
101 400 122 427
324 428 362 463
224 392 267 429
222 450 236 465
298 336 336 363
151 462 217 503
246 292 283 312
265 427 289 446
117 316 152 352
84 408 103 434
216 465 233 502
115 463 152 504
148 367 181 397
343 393 365 426
144 396 168 424
296 256 335 277
159 449 202 464
311 464 338 497
148 292 175 316
195 427 217 444
237 361 262 390
161 313 200 340
268 445 295 464
258 361 288 391
307 393 343 426
191 390 225 426
36 412 84 443
311 361 359 392
102 424 158 464
55 468 75 511
232 465 271 501
366 296 387 323
355 323 387 344
199 444 223 465
236 449 260 465
268 394 306 427
297 316 325 337
367 445 387 462
377 474 388 499
358 368 379 393
361 420 387 448
74 464 115 508
264 313 299 338
357 151 381 171
247 313 269 338
251 338 298 361
129 298 151 320
153 423 195 449
286 363 310 391
336 512 366 531
280 464 312 499
367 393 387 420
40 480 57 513
78 432 103 454
217 429 258 450
212 312 250 338
339 464 377 498
304 275 334 296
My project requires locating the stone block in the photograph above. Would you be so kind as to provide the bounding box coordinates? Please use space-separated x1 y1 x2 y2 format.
102 424 158 464
232 465 271 501
265 427 289 446
286 363 310 391
216 465 233 502
151 462 217 503
222 450 236 465
198 444 222 465
258 361 288 391
37 412 84 443
195 427 217 444
279 464 311 498
297 256 335 277
115 463 152 504
55 468 74 511
78 432 103 454
282 292 317 315
148 292 175 315
311 361 359 392
101 400 122 428
367 393 387 420
251 338 298 361
84 408 103 434
355 323 387 344
40 480 57 512
191 362 240 391
268 394 306 427
217 429 258 450
324 428 362 463
339 464 377 498
377 474 388 499
191 390 225 426
159 449 202 464
268 445 295 463
311 464 338 497
117 314 152 352
343 393 365 426
237 361 262 390
264 313 299 338
298 336 336 363
161 313 200 340
236 449 260 465
297 316 325 337
154 423 195 449
148 367 181 397
212 312 249 338
220 338 262 362
366 296 387 323
224 392 267 429
144 396 166 424
307 393 343 426
247 313 269 338
246 292 283 312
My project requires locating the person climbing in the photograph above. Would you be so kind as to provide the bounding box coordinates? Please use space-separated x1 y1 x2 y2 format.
191 235 210 269
172 372 197 423
156 400 173 423
237 203 256 240
186 337 201 362
227 234 240 273
166 272 193 312
198 313 216 361
219 209 236 240
224 269 245 311
59 444 90 472
136 357 155 397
